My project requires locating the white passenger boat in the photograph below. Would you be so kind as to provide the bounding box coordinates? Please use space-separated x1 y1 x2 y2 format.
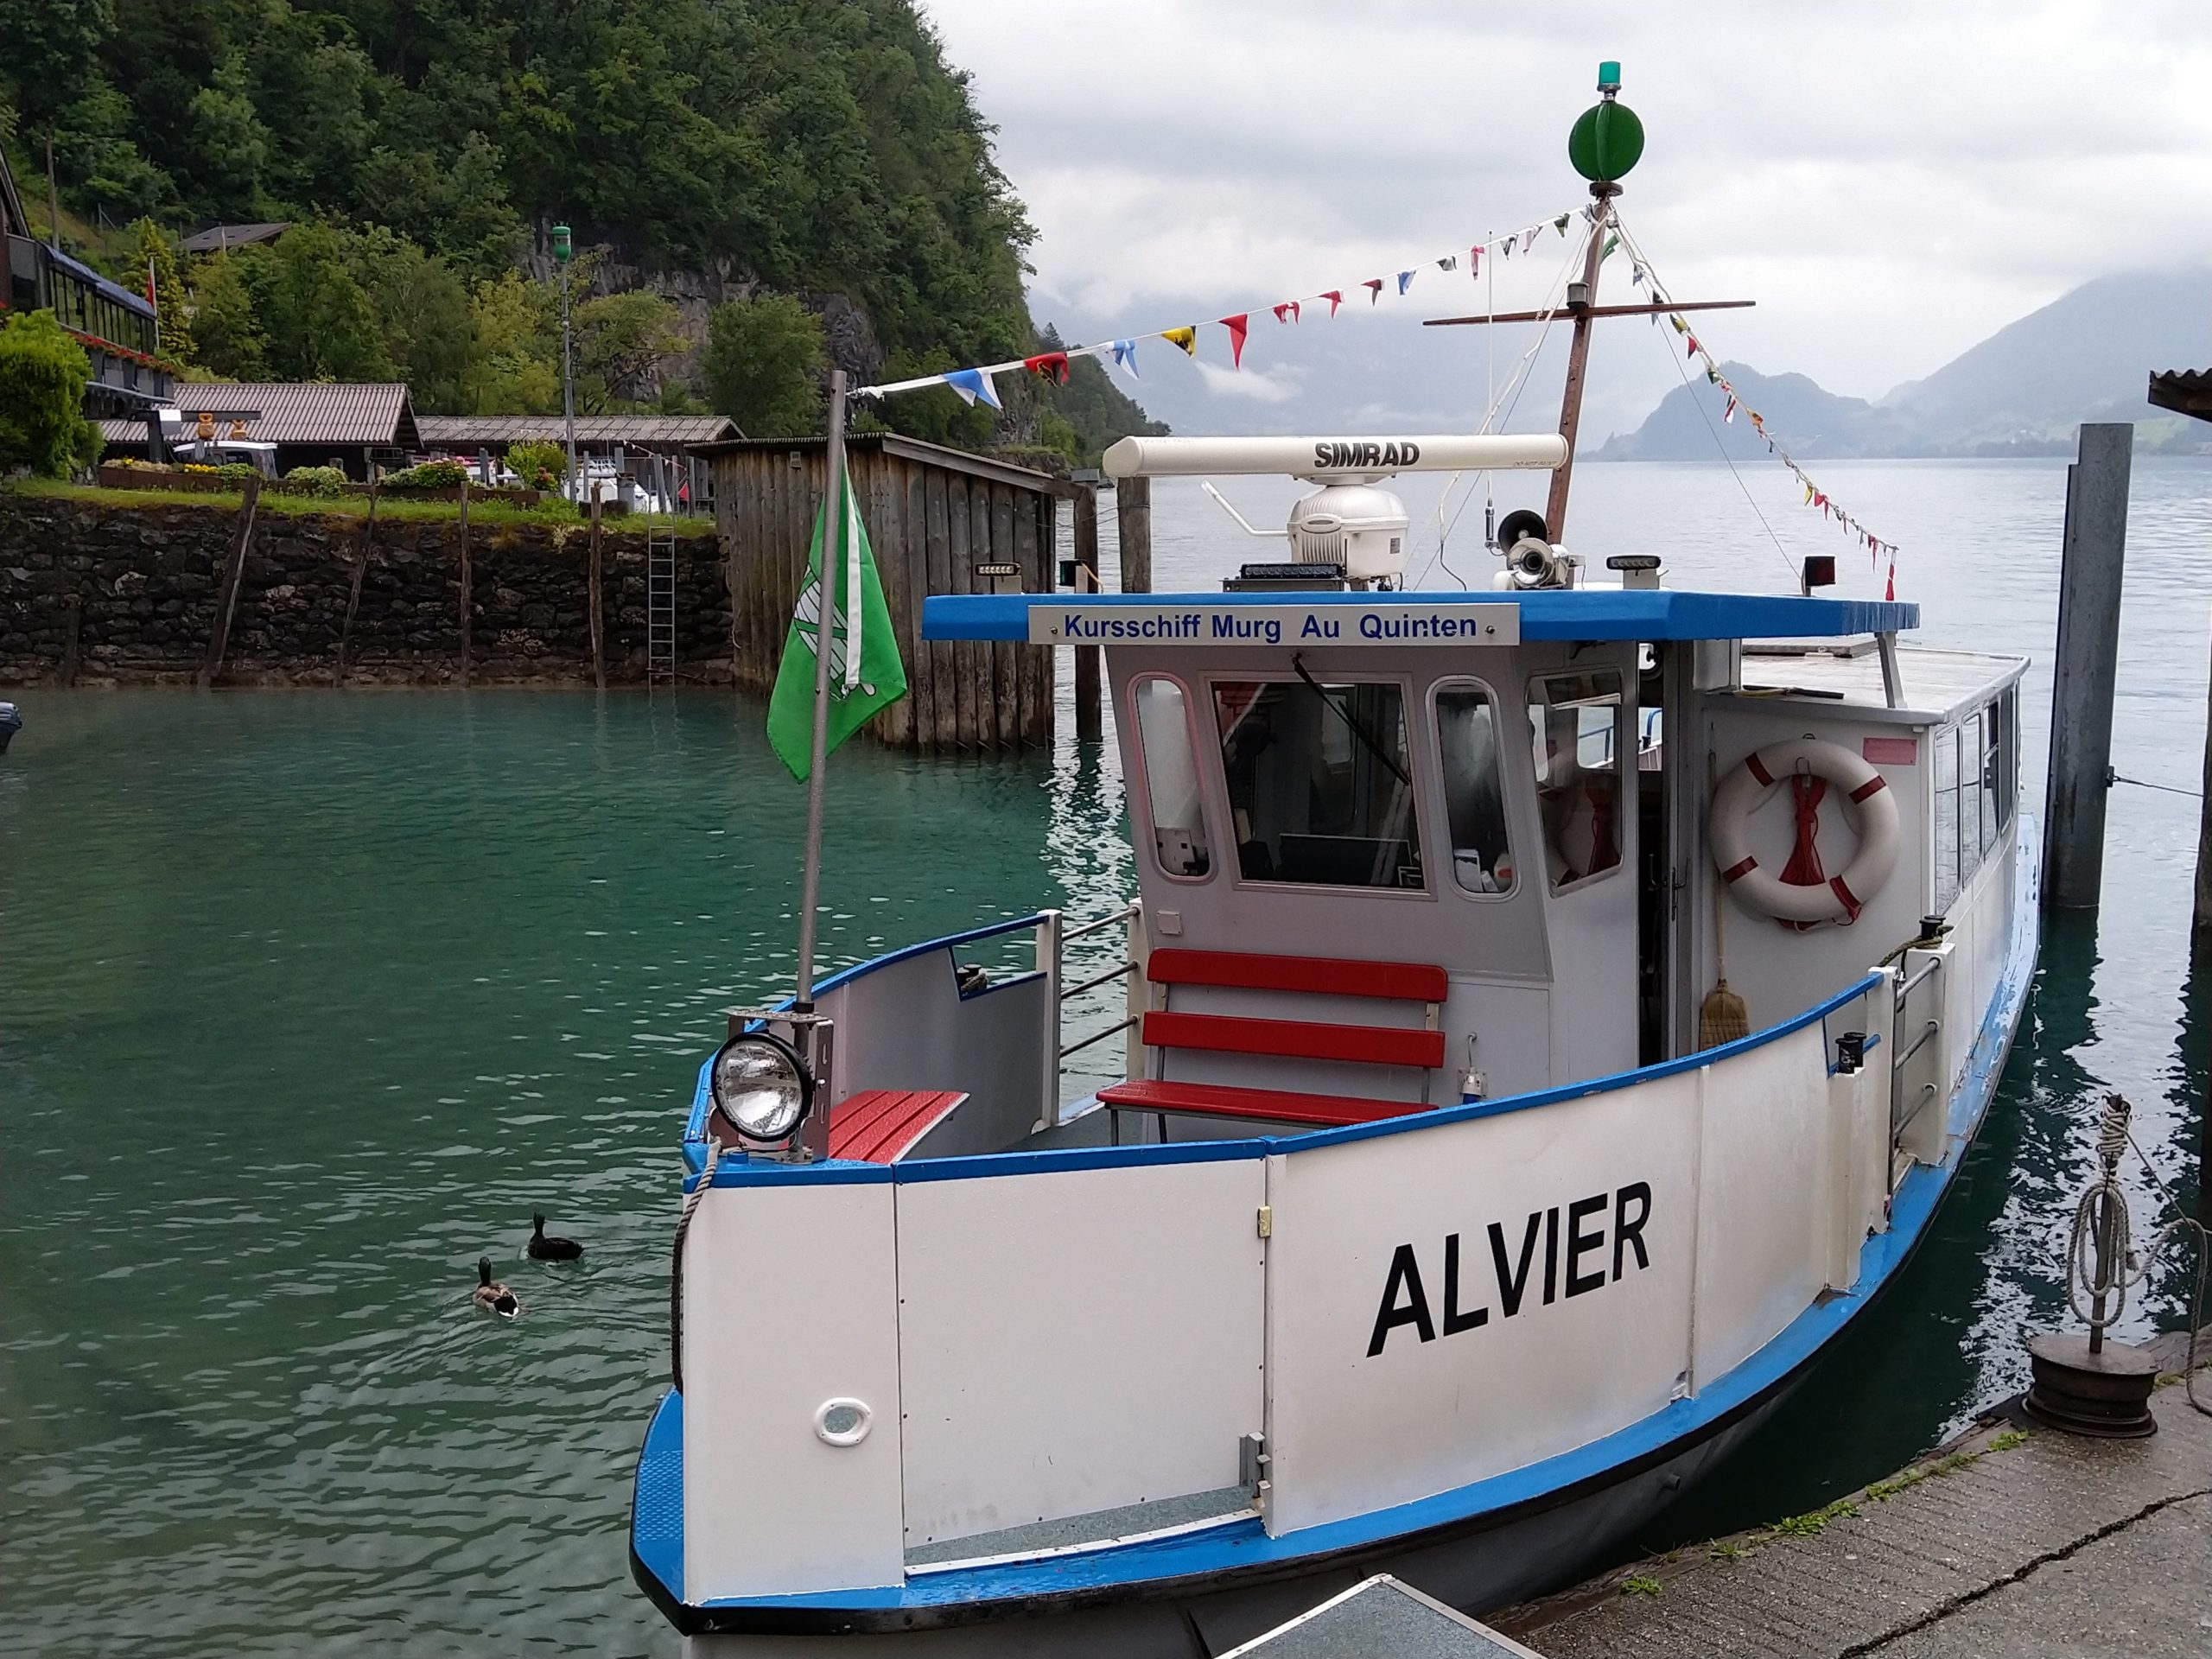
628 421 2034 1653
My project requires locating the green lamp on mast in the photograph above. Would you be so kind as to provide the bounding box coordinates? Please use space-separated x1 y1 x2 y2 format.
1545 61 1643 538
554 222 577 505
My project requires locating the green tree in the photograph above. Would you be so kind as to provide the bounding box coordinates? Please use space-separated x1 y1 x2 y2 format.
0 0 112 129
346 226 472 411
0 310 102 476
573 289 683 412
185 250 264 379
256 222 391 381
463 270 559 414
505 438 565 490
132 218 193 365
702 293 824 437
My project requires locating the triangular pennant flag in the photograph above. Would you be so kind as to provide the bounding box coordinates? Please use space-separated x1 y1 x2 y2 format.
1685 334 1700 355
1022 351 1071 385
1502 235 1516 258
1554 213 1571 235
1363 278 1384 302
1602 233 1619 260
1110 339 1140 378
1436 254 1457 272
1220 314 1249 368
1885 556 1896 602
1469 246 1480 276
1322 289 1343 316
1273 302 1294 323
1805 483 1815 505
1396 270 1415 296
944 366 1001 409
1723 396 1738 423
1632 264 1647 286
1160 326 1198 356
1669 313 1688 334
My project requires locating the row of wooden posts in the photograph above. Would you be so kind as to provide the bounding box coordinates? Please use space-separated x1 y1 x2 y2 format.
1071 474 1151 743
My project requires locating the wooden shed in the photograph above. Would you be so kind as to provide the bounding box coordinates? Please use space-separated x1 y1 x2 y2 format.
697 435 1065 752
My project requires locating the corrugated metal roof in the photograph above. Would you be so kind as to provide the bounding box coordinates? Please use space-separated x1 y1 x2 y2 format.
2149 369 2212 422
415 414 739 447
130 384 421 448
179 222 292 254
692 432 1070 494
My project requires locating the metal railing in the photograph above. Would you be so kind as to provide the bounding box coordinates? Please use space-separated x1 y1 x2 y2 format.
1891 952 1944 1149
1034 902 1143 1130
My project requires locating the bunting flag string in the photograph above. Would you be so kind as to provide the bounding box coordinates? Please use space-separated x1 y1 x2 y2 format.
1611 213 1904 600
854 206 1589 403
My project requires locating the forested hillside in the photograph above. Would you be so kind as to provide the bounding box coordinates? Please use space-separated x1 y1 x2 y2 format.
0 0 1160 458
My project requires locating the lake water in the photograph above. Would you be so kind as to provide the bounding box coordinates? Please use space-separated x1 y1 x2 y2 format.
2 458 2207 1655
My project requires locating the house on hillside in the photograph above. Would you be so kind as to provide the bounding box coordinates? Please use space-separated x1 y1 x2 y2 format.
178 222 291 257
1 142 173 422
98 383 422 479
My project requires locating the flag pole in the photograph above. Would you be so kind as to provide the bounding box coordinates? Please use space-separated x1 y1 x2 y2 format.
793 369 849 1012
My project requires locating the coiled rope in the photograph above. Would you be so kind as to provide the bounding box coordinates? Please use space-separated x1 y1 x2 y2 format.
2068 1093 2210 1417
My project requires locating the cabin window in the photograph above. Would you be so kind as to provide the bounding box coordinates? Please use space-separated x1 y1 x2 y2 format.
1434 682 1515 894
1528 669 1625 890
1957 711 1986 892
1213 677 1423 889
1930 693 2018 912
1132 676 1212 879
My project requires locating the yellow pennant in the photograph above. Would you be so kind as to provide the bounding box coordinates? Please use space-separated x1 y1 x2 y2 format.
1160 327 1198 356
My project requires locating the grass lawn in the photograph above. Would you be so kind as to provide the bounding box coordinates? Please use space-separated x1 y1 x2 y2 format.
8 478 715 537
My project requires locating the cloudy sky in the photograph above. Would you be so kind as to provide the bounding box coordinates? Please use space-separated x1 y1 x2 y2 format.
922 0 2212 439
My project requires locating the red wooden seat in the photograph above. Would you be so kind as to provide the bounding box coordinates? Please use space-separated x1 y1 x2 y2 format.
1099 948 1448 1134
828 1090 967 1163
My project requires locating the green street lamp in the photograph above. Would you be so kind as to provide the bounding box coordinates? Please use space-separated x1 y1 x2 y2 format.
554 222 577 503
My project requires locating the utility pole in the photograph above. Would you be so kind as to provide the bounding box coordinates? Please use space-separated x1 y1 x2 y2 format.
46 132 61 252
2042 423 2133 909
554 223 577 505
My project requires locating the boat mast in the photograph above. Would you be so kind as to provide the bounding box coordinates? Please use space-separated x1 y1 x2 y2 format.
1544 179 1619 540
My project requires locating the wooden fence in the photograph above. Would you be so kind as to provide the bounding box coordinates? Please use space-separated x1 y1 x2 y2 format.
702 435 1062 751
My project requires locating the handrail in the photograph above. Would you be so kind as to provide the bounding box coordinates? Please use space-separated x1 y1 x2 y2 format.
1062 1016 1141 1058
1063 902 1141 943
1895 956 1942 1005
1894 1018 1941 1069
1063 962 1137 1001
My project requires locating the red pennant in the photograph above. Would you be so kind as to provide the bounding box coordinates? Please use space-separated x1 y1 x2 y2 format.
1470 246 1481 276
1022 351 1071 385
1685 334 1700 356
1885 556 1896 601
1220 314 1249 368
1273 301 1301 324
1363 278 1384 302
1322 289 1342 315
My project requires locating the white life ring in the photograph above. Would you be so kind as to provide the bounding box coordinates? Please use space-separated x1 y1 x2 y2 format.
1709 738 1900 925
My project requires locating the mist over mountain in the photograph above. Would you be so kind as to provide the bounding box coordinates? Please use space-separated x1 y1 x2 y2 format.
1594 270 2211 460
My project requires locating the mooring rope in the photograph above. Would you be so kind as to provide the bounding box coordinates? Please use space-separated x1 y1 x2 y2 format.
2106 769 2203 799
668 1135 720 1395
2070 1093 2212 1417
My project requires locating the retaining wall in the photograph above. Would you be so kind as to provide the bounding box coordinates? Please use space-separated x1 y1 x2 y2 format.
0 492 729 685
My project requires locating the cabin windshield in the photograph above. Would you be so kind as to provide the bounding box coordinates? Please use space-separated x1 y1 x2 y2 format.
1213 678 1422 889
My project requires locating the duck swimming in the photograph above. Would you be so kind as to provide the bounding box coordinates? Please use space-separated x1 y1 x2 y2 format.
528 1213 583 1262
474 1255 521 1317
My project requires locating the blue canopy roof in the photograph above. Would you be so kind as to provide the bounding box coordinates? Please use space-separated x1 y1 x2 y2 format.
922 588 1919 644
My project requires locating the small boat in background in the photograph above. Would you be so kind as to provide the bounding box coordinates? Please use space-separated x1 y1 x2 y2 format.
0 702 21 754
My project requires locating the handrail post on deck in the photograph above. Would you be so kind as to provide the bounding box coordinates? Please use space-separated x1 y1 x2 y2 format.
1125 904 1150 1085
1035 909 1064 1132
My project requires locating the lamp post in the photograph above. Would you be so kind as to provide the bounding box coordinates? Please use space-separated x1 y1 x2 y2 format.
554 222 576 504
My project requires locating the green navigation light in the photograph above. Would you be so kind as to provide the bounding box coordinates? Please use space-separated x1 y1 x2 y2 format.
1569 62 1642 184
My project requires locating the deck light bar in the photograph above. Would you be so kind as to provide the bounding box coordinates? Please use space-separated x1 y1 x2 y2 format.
1102 434 1567 481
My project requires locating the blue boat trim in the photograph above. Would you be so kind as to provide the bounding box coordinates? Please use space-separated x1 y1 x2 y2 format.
922 588 1921 645
632 844 2038 1628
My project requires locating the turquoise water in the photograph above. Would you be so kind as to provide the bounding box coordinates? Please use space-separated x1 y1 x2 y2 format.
2 459 2207 1653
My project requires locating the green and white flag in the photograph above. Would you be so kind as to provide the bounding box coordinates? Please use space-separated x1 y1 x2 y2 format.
766 464 907 779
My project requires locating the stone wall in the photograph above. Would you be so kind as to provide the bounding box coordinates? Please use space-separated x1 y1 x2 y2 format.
0 492 730 686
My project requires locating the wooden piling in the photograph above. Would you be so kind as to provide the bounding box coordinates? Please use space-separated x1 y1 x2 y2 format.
2042 423 2133 910
199 474 261 688
1072 486 1103 741
1115 474 1152 594
60 593 81 688
456 477 472 687
588 492 606 690
334 479 379 682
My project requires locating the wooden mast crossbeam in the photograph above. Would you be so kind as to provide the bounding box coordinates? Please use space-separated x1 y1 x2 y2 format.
1423 298 1754 327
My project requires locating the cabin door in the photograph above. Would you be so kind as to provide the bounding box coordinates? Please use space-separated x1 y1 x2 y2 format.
1525 647 1641 1083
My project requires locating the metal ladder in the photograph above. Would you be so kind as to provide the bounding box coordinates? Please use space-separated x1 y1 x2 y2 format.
645 527 677 688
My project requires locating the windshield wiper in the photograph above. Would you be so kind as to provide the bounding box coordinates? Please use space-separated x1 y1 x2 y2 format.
1291 653 1412 786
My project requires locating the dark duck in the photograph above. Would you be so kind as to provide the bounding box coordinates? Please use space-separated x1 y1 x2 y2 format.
528 1213 583 1262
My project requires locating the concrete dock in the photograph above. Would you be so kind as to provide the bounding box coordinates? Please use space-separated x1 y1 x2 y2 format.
1492 1331 2210 1659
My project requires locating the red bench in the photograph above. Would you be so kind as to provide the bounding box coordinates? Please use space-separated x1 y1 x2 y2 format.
828 1090 967 1163
1097 949 1447 1136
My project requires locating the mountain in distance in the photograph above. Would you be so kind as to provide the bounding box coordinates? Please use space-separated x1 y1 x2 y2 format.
1593 269 2212 460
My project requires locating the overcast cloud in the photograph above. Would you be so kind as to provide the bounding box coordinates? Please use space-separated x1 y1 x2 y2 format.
921 0 2212 438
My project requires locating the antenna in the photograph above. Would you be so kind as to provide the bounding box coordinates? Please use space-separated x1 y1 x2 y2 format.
1200 482 1287 538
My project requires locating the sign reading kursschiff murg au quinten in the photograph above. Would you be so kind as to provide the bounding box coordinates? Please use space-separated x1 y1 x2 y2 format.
1028 601 1521 648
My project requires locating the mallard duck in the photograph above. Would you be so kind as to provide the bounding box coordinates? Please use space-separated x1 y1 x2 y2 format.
474 1255 521 1318
528 1213 583 1262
